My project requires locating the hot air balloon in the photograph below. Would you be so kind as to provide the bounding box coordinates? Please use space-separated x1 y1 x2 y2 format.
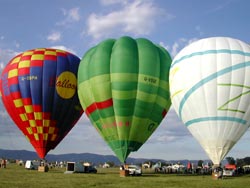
0 48 83 159
77 36 172 163
170 37 250 166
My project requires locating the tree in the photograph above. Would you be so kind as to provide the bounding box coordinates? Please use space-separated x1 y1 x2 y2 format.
106 161 115 167
236 158 245 167
197 160 203 167
226 157 235 165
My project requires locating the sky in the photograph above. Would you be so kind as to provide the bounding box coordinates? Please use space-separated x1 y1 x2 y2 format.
1 0 250 162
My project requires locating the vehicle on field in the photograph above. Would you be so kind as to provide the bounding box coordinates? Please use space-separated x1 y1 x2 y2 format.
25 160 40 170
223 164 236 177
65 162 97 174
127 165 142 176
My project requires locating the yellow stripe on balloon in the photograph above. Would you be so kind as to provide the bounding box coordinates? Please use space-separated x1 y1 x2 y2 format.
13 99 23 108
34 112 42 120
11 56 21 64
20 113 28 121
37 127 43 134
48 127 55 134
29 120 36 127
26 127 33 134
22 51 34 56
43 120 50 127
24 105 33 113
43 134 48 141
34 133 39 141
8 69 18 78
19 60 30 68
56 49 65 53
45 50 57 56
31 54 44 60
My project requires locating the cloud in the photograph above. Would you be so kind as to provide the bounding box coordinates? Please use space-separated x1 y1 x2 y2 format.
0 48 19 69
47 31 61 42
57 7 81 26
50 45 77 55
14 41 20 48
160 37 199 57
87 0 174 39
100 0 127 5
147 108 191 144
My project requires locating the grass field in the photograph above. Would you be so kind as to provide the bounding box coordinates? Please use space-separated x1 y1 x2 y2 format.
0 164 250 188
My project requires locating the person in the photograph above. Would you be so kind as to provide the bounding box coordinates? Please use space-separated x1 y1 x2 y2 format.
1 158 6 168
120 165 125 170
218 167 223 179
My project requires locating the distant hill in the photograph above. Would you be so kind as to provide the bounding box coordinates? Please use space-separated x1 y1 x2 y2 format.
0 149 164 165
0 149 215 166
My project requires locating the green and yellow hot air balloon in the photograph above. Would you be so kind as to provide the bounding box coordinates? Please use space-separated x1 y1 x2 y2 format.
77 36 172 163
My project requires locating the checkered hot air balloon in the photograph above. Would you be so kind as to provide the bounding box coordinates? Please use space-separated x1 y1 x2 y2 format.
0 48 83 159
77 36 172 163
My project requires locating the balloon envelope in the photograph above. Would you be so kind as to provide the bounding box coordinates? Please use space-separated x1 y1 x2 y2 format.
170 37 250 165
0 48 83 159
78 36 172 163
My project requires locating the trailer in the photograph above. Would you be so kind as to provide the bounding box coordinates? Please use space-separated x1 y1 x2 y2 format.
64 162 97 174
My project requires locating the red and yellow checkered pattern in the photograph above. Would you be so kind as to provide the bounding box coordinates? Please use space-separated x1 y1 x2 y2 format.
1 48 82 159
3 48 70 142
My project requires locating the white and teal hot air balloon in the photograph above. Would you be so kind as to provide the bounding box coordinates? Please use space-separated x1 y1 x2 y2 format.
170 37 250 166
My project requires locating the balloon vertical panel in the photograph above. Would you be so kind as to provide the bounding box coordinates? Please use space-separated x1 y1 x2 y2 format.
0 48 83 159
110 37 140 160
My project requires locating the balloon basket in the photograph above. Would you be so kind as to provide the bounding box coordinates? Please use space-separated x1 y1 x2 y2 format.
212 172 222 180
38 165 49 172
120 170 129 177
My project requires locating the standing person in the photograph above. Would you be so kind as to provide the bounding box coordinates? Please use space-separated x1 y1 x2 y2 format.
1 158 6 168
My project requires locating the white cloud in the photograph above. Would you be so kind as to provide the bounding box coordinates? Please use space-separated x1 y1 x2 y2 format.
147 108 190 144
0 48 19 69
14 41 20 48
160 37 199 57
57 7 80 26
0 62 4 70
47 31 61 42
50 45 77 55
100 0 127 5
87 0 174 39
195 25 204 36
68 8 80 21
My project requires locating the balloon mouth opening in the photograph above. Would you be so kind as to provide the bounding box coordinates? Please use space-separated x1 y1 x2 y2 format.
35 147 49 159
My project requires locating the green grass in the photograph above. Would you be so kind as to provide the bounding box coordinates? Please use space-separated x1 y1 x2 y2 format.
0 164 250 188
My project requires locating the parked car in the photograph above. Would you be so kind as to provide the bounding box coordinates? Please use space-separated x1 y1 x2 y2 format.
127 165 142 176
223 169 234 177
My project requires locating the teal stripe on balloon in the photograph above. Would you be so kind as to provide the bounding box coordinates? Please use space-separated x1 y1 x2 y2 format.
185 116 247 127
171 50 250 68
179 61 250 120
